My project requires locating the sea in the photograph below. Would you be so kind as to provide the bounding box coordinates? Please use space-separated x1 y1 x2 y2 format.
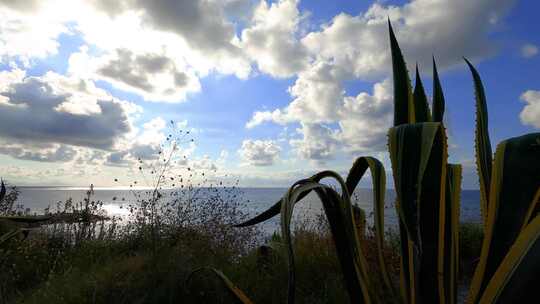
13 187 482 234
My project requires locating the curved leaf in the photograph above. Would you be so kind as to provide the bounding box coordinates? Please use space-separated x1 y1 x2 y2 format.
479 215 540 304
185 267 254 304
0 229 20 246
280 180 372 303
468 133 540 304
465 58 492 227
345 156 395 296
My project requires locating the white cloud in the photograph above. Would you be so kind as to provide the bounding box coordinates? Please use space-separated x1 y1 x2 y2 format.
0 7 67 65
520 90 540 128
239 139 281 166
69 47 200 102
0 68 136 150
290 123 339 163
247 0 514 161
521 43 538 58
240 0 308 78
302 0 514 79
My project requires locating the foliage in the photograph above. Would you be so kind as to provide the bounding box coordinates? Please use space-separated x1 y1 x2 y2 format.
234 21 540 304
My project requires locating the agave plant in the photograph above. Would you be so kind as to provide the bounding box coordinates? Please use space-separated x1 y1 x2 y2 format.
216 21 540 304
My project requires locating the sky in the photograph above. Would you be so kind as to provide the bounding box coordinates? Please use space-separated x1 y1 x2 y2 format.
0 0 538 189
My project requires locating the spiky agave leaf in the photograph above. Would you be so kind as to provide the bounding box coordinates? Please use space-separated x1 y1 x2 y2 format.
0 229 21 247
388 20 415 126
465 58 492 228
345 156 396 297
233 170 341 228
388 122 450 304
467 133 540 304
521 187 540 231
432 58 445 122
0 179 5 202
185 267 254 304
413 65 431 122
280 173 374 304
444 164 462 304
478 215 540 304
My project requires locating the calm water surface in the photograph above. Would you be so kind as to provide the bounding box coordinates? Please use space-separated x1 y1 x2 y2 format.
15 187 481 233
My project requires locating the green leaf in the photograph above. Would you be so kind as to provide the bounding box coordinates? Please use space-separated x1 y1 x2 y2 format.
185 267 254 304
432 58 445 122
346 156 396 296
0 229 20 246
468 133 540 304
478 215 540 303
444 164 462 304
0 180 5 202
280 179 373 303
413 64 431 122
388 122 449 303
465 58 492 227
388 20 414 126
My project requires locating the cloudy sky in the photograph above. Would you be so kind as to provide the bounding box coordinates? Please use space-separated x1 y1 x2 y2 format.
0 0 538 188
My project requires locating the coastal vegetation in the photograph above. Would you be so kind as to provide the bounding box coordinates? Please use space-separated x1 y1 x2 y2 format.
0 22 538 304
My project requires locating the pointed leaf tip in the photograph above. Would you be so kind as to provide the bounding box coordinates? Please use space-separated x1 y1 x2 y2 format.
432 58 445 122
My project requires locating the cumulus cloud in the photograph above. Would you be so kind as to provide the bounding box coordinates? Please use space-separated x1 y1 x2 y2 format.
0 69 134 150
247 0 514 161
302 0 515 78
240 0 309 78
521 43 538 58
0 143 77 162
239 139 281 166
520 90 540 128
69 47 200 102
0 7 67 65
290 123 339 162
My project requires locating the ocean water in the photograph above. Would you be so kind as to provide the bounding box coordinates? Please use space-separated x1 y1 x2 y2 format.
13 187 482 233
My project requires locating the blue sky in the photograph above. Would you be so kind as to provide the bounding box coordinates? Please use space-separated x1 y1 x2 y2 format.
0 0 538 189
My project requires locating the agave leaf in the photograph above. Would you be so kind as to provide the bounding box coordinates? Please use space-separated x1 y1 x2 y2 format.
234 170 356 228
468 133 540 304
444 164 462 304
432 58 445 122
388 20 415 126
413 65 431 122
465 58 492 227
345 156 395 296
0 229 21 246
417 123 449 304
478 215 540 304
0 180 5 202
280 180 372 303
521 187 540 231
389 122 449 303
185 267 254 304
